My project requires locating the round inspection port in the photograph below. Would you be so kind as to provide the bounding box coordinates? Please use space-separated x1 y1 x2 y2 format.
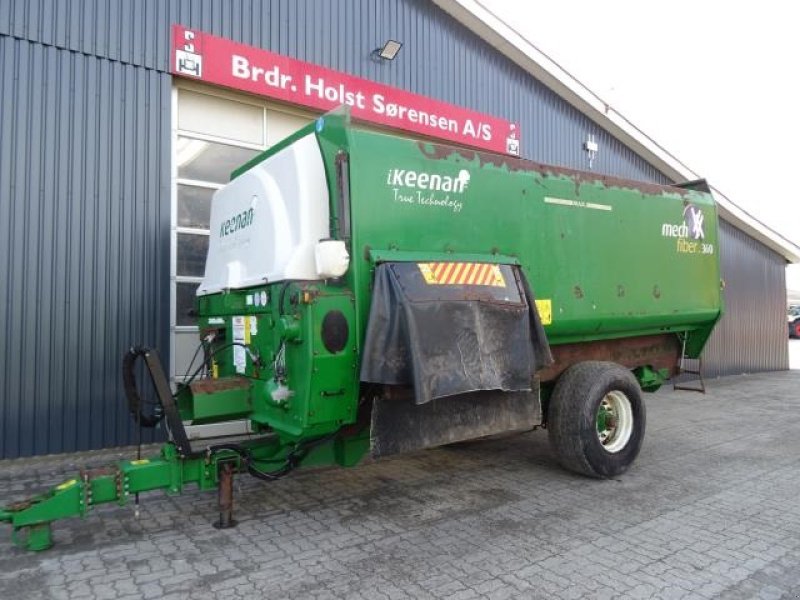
321 310 349 354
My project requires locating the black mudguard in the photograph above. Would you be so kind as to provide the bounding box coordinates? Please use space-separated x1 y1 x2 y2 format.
360 261 551 456
370 386 540 457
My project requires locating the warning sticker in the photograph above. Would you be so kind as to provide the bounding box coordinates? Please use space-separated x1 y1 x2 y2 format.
249 316 258 337
535 299 553 325
232 316 246 373
418 262 506 287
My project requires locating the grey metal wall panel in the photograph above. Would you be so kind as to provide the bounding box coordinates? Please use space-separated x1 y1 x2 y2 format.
701 220 789 377
0 0 786 457
0 35 170 457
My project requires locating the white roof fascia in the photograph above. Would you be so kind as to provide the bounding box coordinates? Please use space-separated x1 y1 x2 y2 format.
433 0 800 263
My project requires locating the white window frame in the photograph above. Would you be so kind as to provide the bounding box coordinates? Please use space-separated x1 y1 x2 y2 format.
170 81 317 382
171 84 267 381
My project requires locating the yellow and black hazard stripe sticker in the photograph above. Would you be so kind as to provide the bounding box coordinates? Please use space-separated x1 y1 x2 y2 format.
417 262 506 287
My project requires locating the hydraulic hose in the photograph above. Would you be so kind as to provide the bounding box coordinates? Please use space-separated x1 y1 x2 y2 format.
209 434 336 482
122 347 164 428
122 346 196 458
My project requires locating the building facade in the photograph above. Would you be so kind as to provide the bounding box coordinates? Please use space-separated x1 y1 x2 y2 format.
0 0 795 458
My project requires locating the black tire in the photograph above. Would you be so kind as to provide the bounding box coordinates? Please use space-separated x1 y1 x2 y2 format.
547 361 645 479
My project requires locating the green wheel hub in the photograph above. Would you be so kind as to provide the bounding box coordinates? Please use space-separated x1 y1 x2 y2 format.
596 390 634 453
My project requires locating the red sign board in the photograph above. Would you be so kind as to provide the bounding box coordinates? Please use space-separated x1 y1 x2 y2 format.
170 25 520 156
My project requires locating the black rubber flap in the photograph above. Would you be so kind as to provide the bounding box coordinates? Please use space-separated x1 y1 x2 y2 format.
360 262 552 404
370 388 540 457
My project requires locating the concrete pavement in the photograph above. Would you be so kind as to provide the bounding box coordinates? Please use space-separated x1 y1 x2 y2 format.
1 370 800 599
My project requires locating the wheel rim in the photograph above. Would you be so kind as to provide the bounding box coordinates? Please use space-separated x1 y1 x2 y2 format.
596 390 634 453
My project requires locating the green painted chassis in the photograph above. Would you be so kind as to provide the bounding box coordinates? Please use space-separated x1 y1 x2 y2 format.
1 428 370 552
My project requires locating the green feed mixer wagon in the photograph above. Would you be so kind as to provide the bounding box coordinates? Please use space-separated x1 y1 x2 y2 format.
2 110 722 551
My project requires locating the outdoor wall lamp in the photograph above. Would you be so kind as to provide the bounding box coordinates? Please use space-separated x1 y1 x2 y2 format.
584 134 599 168
371 39 403 62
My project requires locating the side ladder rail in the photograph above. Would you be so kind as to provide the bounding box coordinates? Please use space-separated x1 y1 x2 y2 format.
673 333 706 394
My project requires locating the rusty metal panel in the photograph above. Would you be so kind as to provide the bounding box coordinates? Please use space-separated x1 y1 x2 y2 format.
701 219 789 377
540 335 682 383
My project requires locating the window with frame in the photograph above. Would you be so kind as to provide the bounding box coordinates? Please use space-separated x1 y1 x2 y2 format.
171 85 311 381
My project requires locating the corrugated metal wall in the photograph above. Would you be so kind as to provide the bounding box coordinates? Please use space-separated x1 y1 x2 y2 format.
702 220 789 377
0 0 787 457
0 35 171 457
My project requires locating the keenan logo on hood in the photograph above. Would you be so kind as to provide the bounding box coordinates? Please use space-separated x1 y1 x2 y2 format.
386 168 471 214
220 208 254 237
386 168 471 193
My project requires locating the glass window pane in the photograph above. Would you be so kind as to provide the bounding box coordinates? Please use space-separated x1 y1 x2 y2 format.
176 281 200 326
177 137 260 184
178 184 214 229
177 233 209 277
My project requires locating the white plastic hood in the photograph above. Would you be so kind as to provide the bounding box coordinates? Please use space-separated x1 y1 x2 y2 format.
198 133 330 295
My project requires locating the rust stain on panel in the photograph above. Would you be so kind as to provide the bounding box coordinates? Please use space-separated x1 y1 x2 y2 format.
538 334 681 382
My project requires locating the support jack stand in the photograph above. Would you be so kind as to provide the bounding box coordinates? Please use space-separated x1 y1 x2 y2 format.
213 462 238 529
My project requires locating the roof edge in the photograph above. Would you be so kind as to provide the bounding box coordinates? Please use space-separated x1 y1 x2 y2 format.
712 188 800 263
432 0 800 264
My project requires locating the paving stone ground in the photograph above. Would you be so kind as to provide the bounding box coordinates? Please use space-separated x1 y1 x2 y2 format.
2 369 800 599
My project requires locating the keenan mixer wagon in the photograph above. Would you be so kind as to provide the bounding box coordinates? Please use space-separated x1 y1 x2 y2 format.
1 110 722 551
